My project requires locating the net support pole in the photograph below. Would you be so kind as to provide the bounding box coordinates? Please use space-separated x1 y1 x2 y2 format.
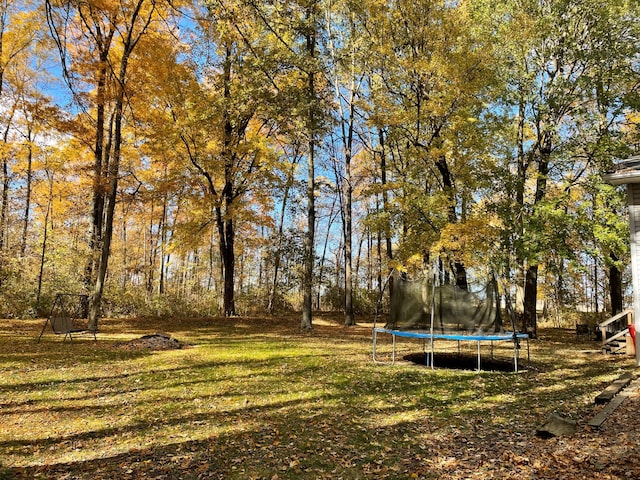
429 272 436 369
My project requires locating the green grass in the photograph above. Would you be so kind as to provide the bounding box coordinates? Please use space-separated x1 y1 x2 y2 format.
0 316 634 479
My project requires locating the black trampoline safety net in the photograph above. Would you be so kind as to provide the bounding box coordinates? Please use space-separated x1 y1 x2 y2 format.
386 274 503 335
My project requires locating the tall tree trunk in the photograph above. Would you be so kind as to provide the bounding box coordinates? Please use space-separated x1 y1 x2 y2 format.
20 133 33 257
355 228 365 290
0 151 8 252
146 199 157 293
88 90 125 331
514 96 527 317
0 105 16 252
85 36 114 291
220 42 236 317
36 171 54 310
609 251 623 315
434 153 467 289
88 82 106 285
378 128 393 300
593 260 599 313
317 196 338 310
268 155 297 313
520 135 551 337
523 264 538 336
45 2 111 288
301 6 318 331
0 9 8 254
338 45 357 326
219 212 235 316
301 132 315 330
158 191 168 295
88 0 151 330
343 123 354 326
121 201 127 289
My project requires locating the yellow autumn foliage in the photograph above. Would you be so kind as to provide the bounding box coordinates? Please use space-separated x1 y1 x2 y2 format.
431 215 502 267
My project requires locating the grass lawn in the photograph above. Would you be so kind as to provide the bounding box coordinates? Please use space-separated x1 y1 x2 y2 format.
0 315 638 479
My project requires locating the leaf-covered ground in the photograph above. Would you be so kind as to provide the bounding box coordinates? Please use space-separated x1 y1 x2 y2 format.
0 315 638 479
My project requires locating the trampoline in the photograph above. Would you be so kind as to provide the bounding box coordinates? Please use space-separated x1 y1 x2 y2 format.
372 327 529 371
373 272 530 372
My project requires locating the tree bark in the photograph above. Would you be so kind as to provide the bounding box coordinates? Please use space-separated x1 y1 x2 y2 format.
343 122 355 326
88 0 153 331
268 155 298 313
378 128 393 301
301 5 318 332
36 171 54 310
158 191 168 295
88 83 125 331
609 251 623 315
20 131 33 257
0 105 16 252
301 135 315 330
0 149 7 252
523 264 538 336
520 134 551 337
514 97 527 316
220 42 236 317
434 154 467 289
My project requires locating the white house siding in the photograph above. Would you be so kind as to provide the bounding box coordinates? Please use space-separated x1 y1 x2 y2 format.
628 183 640 366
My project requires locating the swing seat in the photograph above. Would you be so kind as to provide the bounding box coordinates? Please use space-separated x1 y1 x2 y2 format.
37 293 96 342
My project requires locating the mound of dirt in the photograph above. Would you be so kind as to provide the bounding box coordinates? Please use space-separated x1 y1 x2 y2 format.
114 332 187 351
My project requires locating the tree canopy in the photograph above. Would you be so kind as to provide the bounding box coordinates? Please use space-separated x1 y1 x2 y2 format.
0 0 638 330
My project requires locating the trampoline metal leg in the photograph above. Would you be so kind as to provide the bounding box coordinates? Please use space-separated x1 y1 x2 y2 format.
372 329 377 362
372 329 388 364
392 334 396 365
429 338 434 369
371 329 400 366
477 341 481 372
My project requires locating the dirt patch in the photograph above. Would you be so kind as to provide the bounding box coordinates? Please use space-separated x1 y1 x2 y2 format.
113 332 188 351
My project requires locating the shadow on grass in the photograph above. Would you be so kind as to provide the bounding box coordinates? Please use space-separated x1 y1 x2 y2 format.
2 384 637 480
403 352 521 372
0 394 514 480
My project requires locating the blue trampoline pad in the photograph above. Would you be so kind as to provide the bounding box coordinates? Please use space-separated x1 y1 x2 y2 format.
373 327 529 342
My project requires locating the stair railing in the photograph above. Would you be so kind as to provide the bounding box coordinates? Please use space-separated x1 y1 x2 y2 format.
599 309 634 352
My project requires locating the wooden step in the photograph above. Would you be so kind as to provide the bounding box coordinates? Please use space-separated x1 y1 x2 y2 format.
588 391 629 428
603 345 626 354
594 373 634 405
602 337 629 354
589 373 637 428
